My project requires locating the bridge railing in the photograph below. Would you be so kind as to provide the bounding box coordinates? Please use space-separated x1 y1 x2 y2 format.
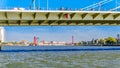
0 7 114 11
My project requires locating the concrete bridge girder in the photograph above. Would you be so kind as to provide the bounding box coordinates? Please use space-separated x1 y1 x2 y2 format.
0 10 119 26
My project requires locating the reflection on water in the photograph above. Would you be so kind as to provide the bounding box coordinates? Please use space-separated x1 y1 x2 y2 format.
0 51 120 68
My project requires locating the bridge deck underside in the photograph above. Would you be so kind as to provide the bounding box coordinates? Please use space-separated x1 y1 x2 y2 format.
0 10 120 26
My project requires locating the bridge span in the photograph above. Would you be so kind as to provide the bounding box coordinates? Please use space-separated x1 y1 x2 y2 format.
0 10 120 26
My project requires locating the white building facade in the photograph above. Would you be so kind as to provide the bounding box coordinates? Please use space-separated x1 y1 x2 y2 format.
0 27 5 42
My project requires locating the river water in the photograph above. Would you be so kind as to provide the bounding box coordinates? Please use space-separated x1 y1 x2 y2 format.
0 46 120 68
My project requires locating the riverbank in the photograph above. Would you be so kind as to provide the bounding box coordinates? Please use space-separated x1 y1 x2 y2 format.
81 44 120 46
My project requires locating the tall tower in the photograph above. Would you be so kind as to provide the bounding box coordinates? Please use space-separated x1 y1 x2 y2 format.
117 34 120 44
34 36 37 45
72 36 74 45
0 27 5 42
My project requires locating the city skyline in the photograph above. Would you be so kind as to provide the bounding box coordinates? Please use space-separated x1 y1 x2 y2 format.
0 0 120 42
5 26 120 43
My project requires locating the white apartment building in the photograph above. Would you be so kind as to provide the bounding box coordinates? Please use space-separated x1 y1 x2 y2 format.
0 27 5 42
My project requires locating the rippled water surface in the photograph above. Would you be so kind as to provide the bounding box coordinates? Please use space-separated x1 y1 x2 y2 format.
0 51 120 68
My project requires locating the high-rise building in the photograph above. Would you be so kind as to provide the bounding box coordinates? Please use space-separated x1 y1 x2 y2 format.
117 34 120 44
117 34 120 39
0 27 5 42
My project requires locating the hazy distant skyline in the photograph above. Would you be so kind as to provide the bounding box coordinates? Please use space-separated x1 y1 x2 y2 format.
5 26 120 43
0 0 120 42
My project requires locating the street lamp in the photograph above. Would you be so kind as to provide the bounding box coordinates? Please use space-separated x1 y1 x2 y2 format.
32 0 36 10
116 0 118 11
39 0 40 9
34 0 36 10
47 0 48 10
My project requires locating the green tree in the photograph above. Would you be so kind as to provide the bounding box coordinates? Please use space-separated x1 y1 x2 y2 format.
77 42 82 45
74 42 82 46
99 39 105 44
105 37 117 45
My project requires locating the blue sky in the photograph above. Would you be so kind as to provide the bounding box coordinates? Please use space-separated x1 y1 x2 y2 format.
1 0 117 10
1 0 120 42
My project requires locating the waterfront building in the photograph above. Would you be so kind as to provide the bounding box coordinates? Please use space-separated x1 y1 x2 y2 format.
38 41 66 46
117 34 120 44
94 39 99 45
0 27 5 42
81 41 88 45
20 40 28 46
92 38 95 44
